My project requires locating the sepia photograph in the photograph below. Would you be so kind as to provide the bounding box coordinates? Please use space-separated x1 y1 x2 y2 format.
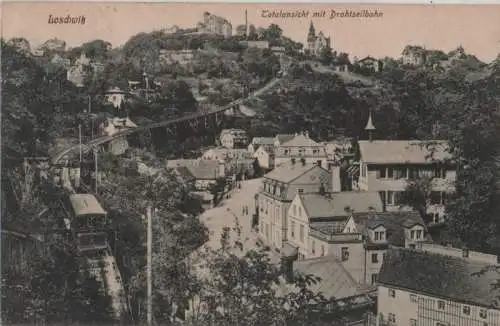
2 2 500 325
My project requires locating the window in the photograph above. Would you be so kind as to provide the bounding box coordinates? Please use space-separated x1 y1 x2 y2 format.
388 313 395 323
411 230 415 239
317 160 322 166
341 247 349 261
387 167 394 179
387 191 395 205
437 300 445 310
298 206 302 217
372 253 378 263
410 294 417 303
416 230 423 239
311 240 316 254
388 288 396 298
379 167 387 178
371 273 378 284
463 305 471 315
410 319 417 326
291 221 295 238
284 149 289 155
479 309 487 319
321 245 325 256
374 231 385 241
299 225 304 243
298 188 304 194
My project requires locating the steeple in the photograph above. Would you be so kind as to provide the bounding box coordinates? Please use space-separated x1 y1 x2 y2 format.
364 109 376 142
307 21 316 42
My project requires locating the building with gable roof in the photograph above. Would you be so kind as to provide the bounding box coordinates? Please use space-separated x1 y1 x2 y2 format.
248 137 275 154
306 21 331 56
257 161 332 251
352 114 456 224
274 134 295 147
375 246 500 326
252 145 275 170
274 131 328 170
286 192 430 286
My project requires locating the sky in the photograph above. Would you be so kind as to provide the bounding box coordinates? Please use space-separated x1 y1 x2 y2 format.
2 3 500 62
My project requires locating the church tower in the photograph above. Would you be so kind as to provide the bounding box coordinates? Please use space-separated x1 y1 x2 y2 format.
364 109 376 142
307 21 316 42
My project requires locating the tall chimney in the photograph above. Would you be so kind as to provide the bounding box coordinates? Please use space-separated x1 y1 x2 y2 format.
245 9 249 39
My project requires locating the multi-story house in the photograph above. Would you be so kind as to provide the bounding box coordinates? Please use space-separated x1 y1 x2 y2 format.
306 21 331 56
355 56 384 73
252 146 275 170
376 246 500 326
274 131 329 170
355 139 455 223
248 137 275 154
99 117 137 155
198 12 232 38
287 201 429 286
402 45 427 66
202 148 251 161
219 129 249 149
257 162 332 251
323 137 356 168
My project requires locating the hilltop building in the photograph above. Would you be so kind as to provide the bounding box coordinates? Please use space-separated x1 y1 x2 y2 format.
402 45 427 66
197 12 232 38
306 21 331 56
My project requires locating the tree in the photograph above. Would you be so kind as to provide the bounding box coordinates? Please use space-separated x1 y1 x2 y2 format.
319 45 333 65
186 224 330 326
400 176 434 223
263 24 283 40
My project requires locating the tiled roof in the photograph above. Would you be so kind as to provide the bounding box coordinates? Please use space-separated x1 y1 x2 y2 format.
293 256 367 300
281 134 321 147
358 140 451 164
352 211 426 246
300 192 384 219
251 137 275 146
174 166 195 181
275 134 295 144
185 160 220 180
379 248 500 309
264 162 318 183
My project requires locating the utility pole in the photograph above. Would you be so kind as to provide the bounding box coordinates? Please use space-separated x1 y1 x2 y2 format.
79 124 83 163
94 147 98 194
147 206 153 326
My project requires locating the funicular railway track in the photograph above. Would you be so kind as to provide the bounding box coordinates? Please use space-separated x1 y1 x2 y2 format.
50 64 291 323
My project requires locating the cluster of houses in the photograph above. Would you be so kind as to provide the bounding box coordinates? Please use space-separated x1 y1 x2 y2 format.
180 113 500 325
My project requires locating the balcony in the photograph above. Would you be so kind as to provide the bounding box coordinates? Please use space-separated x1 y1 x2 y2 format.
309 229 363 243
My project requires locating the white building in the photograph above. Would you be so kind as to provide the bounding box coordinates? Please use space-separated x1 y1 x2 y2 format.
273 131 328 170
252 146 274 170
104 87 128 108
219 129 249 149
100 117 137 156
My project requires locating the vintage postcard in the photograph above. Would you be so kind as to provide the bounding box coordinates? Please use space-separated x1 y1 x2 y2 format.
2 2 500 326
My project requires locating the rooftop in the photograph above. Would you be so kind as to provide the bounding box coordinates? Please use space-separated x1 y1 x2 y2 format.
251 137 275 146
185 160 221 180
281 133 321 147
283 255 373 301
264 162 320 184
358 140 451 164
69 194 106 217
275 134 295 145
379 248 500 309
300 192 384 219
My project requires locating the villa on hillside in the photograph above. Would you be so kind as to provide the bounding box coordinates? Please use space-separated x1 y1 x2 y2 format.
306 21 331 56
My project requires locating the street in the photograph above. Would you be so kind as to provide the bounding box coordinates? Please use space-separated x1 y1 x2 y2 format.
199 177 281 263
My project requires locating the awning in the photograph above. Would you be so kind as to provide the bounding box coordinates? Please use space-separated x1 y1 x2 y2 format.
282 243 298 258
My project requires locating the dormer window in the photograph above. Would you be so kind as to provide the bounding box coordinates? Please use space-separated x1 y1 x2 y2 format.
374 230 385 241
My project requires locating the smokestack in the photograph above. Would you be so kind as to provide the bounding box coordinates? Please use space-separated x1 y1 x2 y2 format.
245 9 248 39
